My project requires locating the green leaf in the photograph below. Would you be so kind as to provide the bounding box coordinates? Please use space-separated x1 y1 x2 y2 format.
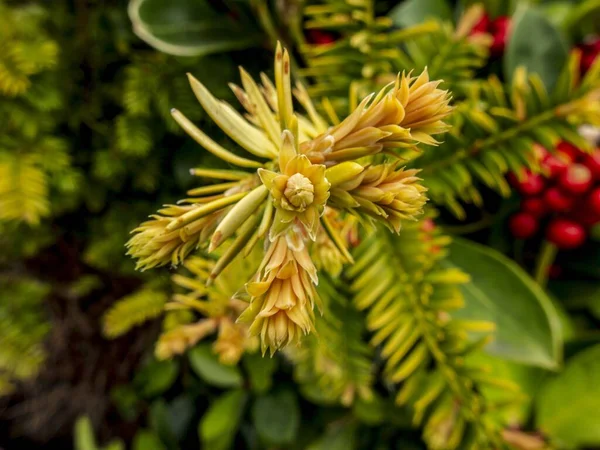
166 396 195 442
550 279 600 311
74 416 98 450
128 0 261 57
351 394 386 425
252 389 300 445
504 6 569 90
563 0 600 38
188 343 243 388
540 1 573 29
447 237 562 369
110 385 141 421
243 352 277 394
133 359 178 398
132 430 166 450
103 441 125 450
199 390 247 450
307 422 357 450
149 400 179 450
466 352 547 424
536 344 600 447
388 0 453 28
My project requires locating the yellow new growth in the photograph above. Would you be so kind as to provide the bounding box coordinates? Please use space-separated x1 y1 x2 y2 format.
128 43 453 353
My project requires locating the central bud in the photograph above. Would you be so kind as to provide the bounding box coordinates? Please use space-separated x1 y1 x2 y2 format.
284 173 314 210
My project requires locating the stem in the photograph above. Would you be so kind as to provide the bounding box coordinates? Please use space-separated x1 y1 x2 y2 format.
440 214 494 235
533 241 558 288
250 0 307 85
251 0 279 46
421 108 558 175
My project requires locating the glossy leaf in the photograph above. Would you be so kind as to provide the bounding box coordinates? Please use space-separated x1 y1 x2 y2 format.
307 422 357 450
104 442 125 450
74 417 98 450
188 343 243 388
149 400 178 449
563 0 600 38
252 389 300 445
466 352 547 424
448 237 562 369
504 6 569 90
536 344 600 447
128 0 260 57
132 431 166 450
166 396 195 442
388 0 453 29
199 390 247 450
110 385 141 421
243 352 277 394
351 394 386 425
133 359 178 398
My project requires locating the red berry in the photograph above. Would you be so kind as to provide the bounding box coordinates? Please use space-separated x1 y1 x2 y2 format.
546 219 586 249
490 16 510 56
509 212 538 239
471 14 491 35
306 29 337 45
521 197 548 217
542 153 569 179
515 171 545 196
578 37 600 74
572 208 600 227
559 163 593 194
581 149 600 180
587 187 600 216
544 187 575 212
556 141 581 162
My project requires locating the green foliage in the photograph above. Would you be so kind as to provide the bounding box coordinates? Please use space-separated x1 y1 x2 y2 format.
307 421 357 450
74 416 125 450
5 1 600 449
0 1 81 225
416 54 599 218
505 6 569 89
0 153 49 224
199 390 246 450
243 352 277 394
536 344 600 447
128 0 262 57
389 0 453 28
291 276 374 406
132 430 166 450
133 359 178 398
188 343 243 388
346 223 518 449
252 389 300 445
102 287 168 338
0 276 51 395
299 1 488 105
448 238 561 368
0 2 58 96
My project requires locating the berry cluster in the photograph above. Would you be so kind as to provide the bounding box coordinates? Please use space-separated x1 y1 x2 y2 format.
578 37 600 75
305 29 337 45
509 142 600 249
471 14 511 57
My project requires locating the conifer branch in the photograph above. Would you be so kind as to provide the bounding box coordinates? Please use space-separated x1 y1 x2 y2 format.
347 221 522 448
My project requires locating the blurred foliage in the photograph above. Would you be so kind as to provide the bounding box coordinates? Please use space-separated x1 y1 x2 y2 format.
0 276 51 395
0 0 599 449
